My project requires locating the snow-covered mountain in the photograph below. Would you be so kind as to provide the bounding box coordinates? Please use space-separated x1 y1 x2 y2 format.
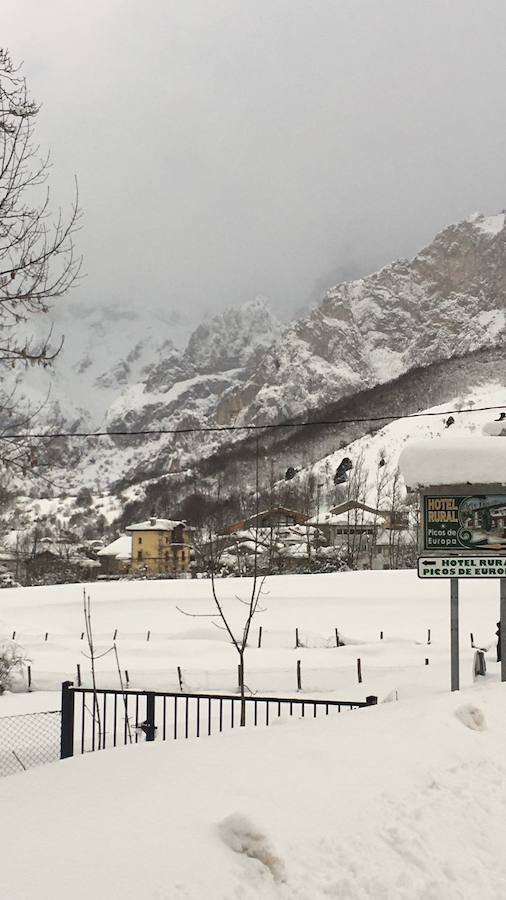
17 298 203 425
104 296 282 434
12 210 506 522
219 211 506 426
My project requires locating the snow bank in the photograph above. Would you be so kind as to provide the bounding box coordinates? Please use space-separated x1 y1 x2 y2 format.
399 437 506 488
3 683 506 898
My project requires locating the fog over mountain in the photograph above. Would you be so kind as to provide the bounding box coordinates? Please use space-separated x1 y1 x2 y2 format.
4 0 506 334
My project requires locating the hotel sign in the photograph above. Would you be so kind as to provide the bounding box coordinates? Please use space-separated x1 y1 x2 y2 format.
422 493 506 553
418 556 506 579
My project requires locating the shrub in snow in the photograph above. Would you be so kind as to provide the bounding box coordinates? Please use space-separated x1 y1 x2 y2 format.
218 813 286 883
0 639 28 694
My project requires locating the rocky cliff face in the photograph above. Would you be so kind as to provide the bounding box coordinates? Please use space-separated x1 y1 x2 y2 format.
28 211 506 497
219 212 506 426
103 297 282 436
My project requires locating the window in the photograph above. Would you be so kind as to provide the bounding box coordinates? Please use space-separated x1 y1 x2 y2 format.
137 550 143 560
138 537 142 545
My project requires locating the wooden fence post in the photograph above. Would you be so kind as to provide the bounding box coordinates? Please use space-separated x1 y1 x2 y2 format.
295 628 300 649
257 626 263 649
177 666 183 691
297 659 302 691
357 658 362 684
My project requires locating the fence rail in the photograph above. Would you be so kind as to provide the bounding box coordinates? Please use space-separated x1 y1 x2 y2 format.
61 682 378 759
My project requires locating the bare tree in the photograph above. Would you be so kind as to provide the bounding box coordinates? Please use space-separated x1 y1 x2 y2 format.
180 439 267 725
0 48 81 474
368 449 390 567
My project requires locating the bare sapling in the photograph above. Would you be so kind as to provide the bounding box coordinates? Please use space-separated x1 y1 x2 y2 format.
113 643 133 744
179 438 267 725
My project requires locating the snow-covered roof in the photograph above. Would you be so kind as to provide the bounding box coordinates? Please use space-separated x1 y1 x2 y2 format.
399 437 506 489
97 535 132 560
308 511 380 526
126 518 186 532
226 540 268 554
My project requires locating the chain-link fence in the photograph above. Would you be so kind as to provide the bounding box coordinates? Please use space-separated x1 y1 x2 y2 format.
0 711 61 777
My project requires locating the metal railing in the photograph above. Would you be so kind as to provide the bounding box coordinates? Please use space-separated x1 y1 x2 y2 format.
60 682 377 759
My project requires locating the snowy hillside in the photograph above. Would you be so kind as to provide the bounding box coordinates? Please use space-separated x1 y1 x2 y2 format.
285 382 506 513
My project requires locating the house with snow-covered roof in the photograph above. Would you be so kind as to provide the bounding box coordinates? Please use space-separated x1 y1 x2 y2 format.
222 506 308 535
97 535 132 576
125 516 192 576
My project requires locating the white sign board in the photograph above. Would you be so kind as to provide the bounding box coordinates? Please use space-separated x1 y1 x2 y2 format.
418 556 506 579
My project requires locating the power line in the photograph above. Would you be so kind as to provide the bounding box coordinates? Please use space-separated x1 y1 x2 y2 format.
0 403 504 441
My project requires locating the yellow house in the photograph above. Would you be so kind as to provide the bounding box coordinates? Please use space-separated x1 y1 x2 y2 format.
126 517 192 576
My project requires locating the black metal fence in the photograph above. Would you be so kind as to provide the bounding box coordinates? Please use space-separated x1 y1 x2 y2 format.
0 710 61 777
60 681 378 759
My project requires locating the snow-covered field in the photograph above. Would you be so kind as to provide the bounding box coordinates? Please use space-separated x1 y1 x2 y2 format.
0 570 502 714
2 569 506 899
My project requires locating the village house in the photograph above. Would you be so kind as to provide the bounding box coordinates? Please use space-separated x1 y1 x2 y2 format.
219 522 327 574
307 501 382 547
222 506 308 535
126 516 192 576
308 500 414 569
97 535 132 577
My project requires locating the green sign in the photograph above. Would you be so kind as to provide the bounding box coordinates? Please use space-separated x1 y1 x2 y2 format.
423 494 506 552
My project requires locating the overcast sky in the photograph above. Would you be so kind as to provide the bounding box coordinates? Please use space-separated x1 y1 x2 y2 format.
5 0 506 322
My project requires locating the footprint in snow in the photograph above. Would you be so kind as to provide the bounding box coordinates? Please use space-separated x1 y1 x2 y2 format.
218 812 287 884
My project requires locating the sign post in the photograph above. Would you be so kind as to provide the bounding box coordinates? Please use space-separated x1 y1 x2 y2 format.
450 578 459 692
416 484 506 691
501 579 506 684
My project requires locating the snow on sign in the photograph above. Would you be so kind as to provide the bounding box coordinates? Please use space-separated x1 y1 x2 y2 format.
423 494 506 552
418 557 506 579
